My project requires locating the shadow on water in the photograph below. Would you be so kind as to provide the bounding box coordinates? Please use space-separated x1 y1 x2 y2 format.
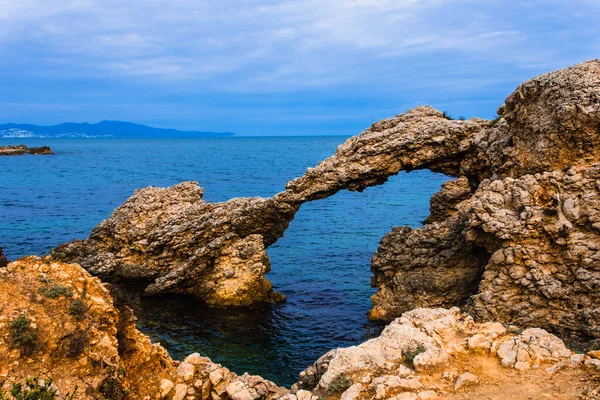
119 282 383 386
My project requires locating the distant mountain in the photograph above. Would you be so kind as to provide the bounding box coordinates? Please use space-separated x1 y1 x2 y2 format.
0 120 235 138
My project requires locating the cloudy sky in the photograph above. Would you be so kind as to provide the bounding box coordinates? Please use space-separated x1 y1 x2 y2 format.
1 0 599 135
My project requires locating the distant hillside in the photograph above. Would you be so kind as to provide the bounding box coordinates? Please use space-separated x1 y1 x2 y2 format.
0 120 235 138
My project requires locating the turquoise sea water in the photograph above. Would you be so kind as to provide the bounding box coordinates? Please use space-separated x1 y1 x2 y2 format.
0 137 448 386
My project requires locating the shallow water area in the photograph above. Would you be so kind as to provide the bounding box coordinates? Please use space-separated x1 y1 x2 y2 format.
0 137 448 386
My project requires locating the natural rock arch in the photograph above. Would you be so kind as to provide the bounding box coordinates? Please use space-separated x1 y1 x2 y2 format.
56 60 600 340
56 106 488 304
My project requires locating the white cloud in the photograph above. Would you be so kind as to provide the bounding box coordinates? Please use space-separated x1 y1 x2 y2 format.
0 0 598 93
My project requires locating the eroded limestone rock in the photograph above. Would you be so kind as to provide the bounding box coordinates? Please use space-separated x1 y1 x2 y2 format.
466 164 600 339
0 257 177 398
56 182 293 305
369 216 489 321
369 60 600 340
292 307 595 399
282 106 489 203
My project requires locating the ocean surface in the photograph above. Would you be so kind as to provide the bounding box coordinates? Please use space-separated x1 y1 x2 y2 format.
0 137 448 386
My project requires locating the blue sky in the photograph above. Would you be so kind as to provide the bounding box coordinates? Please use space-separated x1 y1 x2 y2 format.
0 1 599 136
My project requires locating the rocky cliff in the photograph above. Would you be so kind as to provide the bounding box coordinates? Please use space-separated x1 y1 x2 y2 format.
370 60 600 343
54 60 600 344
0 257 287 399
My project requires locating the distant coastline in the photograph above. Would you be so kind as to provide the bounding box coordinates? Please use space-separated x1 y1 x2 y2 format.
0 120 234 139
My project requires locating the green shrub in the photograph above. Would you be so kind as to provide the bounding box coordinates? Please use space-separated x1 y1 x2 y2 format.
9 314 38 357
491 113 502 126
66 329 89 358
403 344 426 368
327 374 353 394
39 284 72 299
442 111 453 120
100 376 128 400
69 290 90 320
6 377 57 399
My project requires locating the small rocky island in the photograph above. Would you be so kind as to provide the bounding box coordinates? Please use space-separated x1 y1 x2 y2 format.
0 144 54 156
2 60 600 398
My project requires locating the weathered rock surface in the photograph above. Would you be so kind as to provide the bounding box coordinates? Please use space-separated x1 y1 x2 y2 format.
466 163 600 339
0 257 175 398
0 257 288 399
0 144 54 155
369 60 600 341
290 308 598 400
461 59 600 180
56 182 294 305
369 218 489 321
281 106 489 203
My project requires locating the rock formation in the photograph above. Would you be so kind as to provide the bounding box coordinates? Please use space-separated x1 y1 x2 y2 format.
280 106 489 202
54 60 600 343
0 257 287 399
369 60 600 343
0 144 54 155
2 258 598 399
55 107 489 305
55 183 294 305
289 307 599 400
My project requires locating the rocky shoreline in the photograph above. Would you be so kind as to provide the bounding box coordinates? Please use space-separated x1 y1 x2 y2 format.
0 144 54 156
1 257 598 399
2 60 600 398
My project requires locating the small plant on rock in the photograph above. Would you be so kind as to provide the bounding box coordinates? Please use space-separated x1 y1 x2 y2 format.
50 251 67 261
8 314 38 357
6 377 57 399
40 284 73 299
327 374 353 394
100 373 128 400
491 113 502 126
65 329 89 358
442 111 453 120
404 344 427 368
69 289 90 321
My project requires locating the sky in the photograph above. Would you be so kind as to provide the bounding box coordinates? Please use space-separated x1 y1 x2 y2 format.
0 0 599 136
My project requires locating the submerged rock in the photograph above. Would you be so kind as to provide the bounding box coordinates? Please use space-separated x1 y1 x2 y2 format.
0 246 7 268
0 144 54 155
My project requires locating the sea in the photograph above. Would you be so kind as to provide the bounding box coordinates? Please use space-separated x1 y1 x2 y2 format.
0 137 449 386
